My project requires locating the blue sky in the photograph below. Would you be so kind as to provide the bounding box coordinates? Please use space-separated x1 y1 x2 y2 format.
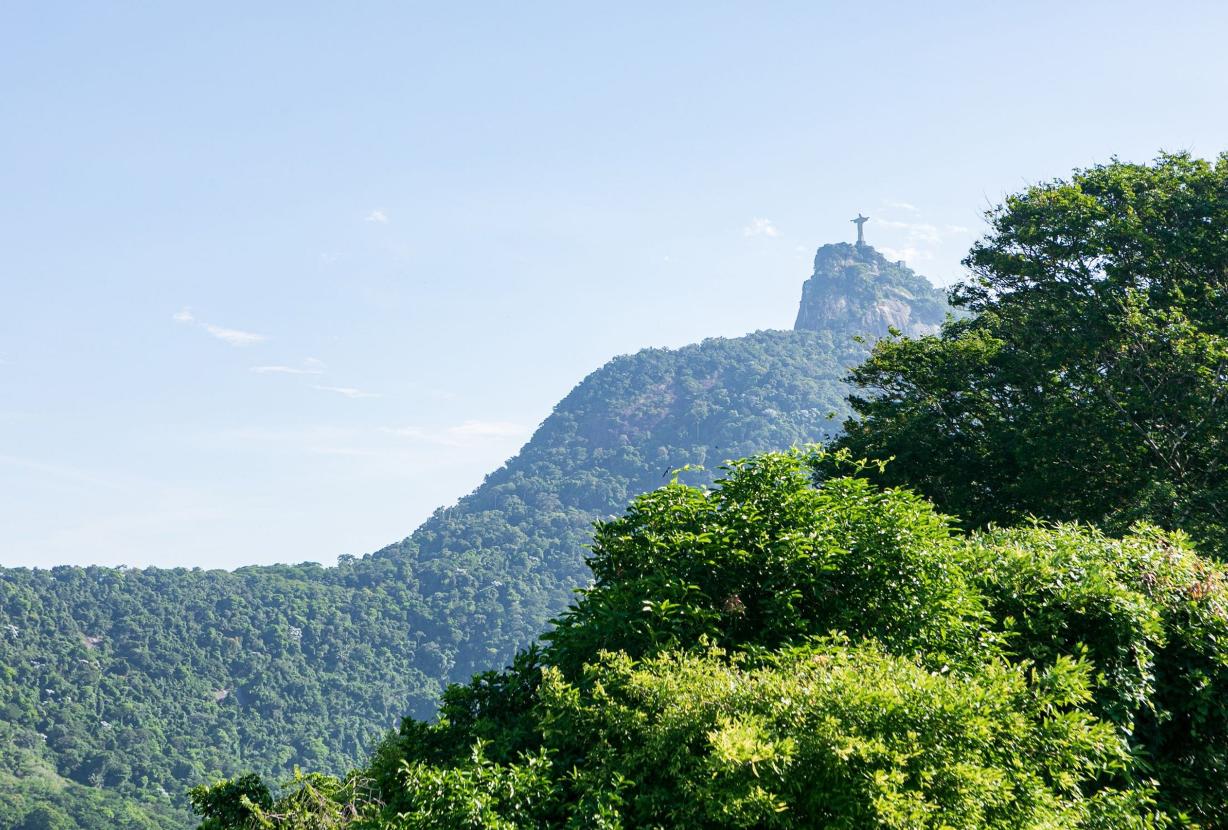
3 2 1227 569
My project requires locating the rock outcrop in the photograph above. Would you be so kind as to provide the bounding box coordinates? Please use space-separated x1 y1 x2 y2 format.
793 242 950 338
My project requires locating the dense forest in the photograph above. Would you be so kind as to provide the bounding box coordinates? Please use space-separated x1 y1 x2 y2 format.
11 151 1225 829
187 154 1228 828
195 449 1226 829
0 244 948 829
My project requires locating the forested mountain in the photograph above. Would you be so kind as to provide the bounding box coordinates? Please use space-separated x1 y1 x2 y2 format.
185 156 1228 830
0 245 948 828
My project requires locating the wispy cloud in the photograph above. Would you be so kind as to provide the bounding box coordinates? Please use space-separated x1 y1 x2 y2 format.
364 209 388 224
878 245 927 263
203 324 267 347
743 218 780 238
383 426 427 439
174 308 268 347
874 219 977 262
251 358 326 375
313 385 381 399
869 206 977 274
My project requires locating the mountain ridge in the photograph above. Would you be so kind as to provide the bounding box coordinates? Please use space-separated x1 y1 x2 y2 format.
0 243 950 829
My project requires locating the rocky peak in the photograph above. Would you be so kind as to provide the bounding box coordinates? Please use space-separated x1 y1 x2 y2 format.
793 242 949 338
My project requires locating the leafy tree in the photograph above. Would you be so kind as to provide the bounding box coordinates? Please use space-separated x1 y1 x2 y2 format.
838 153 1228 556
189 771 380 830
205 451 1228 828
544 450 987 675
964 522 1228 824
188 774 272 830
526 645 1157 829
14 807 75 830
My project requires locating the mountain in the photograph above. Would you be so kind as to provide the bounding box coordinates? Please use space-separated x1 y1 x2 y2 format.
0 243 949 829
372 327 866 683
795 242 949 337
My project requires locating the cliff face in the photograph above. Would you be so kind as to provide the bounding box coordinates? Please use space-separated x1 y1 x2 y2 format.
793 242 950 338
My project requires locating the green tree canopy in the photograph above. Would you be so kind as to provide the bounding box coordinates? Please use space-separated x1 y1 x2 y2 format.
838 153 1228 557
195 451 1228 828
544 451 987 674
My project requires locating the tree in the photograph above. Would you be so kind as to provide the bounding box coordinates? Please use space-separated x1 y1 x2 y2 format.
188 774 272 830
214 451 1228 828
544 450 986 675
16 807 75 830
838 153 1228 556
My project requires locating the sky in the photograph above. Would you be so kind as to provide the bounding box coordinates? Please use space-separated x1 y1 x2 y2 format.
3 1 1227 569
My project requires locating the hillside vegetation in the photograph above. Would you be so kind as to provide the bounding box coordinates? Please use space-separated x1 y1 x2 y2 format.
192 450 1228 828
189 154 1228 829
3 288 925 828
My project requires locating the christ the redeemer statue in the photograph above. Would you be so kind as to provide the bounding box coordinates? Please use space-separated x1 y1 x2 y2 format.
851 214 869 246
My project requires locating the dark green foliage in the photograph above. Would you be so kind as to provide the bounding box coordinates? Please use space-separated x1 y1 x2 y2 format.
188 774 272 830
1 329 881 827
527 646 1152 829
188 771 379 830
838 153 1228 557
544 451 987 674
0 558 440 829
210 451 1222 828
0 756 181 829
963 523 1228 825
